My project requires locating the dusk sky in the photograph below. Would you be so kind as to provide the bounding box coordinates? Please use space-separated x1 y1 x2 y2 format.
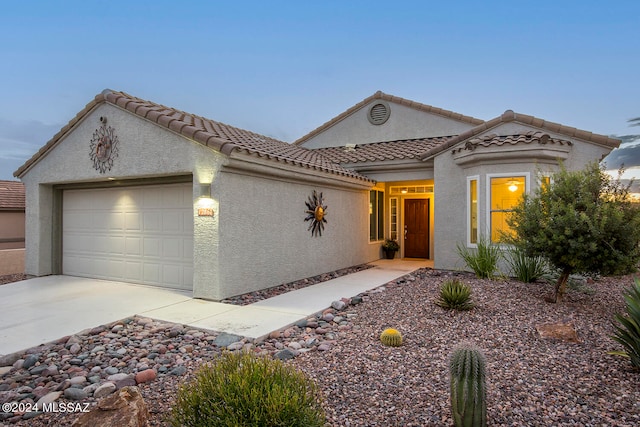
1 0 639 181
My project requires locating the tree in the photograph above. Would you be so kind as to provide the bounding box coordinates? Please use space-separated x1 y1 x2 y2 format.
506 162 640 302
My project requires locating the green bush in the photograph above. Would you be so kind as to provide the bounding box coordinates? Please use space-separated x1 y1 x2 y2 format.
169 351 325 427
456 237 501 279
505 246 548 283
435 279 474 311
609 279 640 369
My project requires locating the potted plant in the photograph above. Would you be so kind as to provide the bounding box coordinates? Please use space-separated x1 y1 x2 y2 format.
382 239 400 259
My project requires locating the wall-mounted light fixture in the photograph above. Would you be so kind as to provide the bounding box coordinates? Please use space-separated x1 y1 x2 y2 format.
197 183 214 217
199 184 211 198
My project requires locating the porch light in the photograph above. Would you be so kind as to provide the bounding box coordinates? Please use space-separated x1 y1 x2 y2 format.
401 188 408 194
199 184 211 198
197 183 214 217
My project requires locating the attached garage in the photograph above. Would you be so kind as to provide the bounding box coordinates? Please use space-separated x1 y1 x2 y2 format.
62 182 194 290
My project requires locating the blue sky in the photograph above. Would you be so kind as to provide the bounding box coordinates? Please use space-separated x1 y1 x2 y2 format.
1 0 639 181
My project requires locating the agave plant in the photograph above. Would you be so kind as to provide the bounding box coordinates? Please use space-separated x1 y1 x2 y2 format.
435 279 474 311
609 279 640 369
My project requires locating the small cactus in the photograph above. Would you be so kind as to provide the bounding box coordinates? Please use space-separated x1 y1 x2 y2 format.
449 343 487 427
380 328 403 347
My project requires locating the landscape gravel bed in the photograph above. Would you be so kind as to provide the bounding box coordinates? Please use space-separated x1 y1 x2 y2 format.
1 268 639 426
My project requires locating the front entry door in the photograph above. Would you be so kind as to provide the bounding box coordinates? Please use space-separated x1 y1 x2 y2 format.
404 199 429 258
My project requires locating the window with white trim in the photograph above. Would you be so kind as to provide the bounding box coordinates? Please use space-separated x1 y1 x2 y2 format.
467 176 479 245
390 197 398 241
369 190 384 241
488 174 528 243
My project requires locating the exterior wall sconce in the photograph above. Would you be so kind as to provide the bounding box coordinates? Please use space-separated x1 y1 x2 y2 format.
197 183 214 217
199 184 211 198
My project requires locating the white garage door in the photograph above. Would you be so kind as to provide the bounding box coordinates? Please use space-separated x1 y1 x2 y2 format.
63 182 194 290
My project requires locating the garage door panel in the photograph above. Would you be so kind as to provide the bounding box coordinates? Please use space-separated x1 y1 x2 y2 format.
63 183 193 290
125 212 141 231
93 211 125 231
125 237 142 255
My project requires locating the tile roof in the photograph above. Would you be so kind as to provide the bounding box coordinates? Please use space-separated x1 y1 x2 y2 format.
451 131 573 154
14 90 371 182
314 137 451 164
421 110 620 160
0 181 25 210
293 91 484 146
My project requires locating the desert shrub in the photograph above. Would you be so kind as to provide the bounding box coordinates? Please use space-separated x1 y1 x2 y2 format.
456 237 501 279
380 328 403 347
505 246 548 283
435 279 474 311
169 351 325 427
506 162 640 302
609 279 640 369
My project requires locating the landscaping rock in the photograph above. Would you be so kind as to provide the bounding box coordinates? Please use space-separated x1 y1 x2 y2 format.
71 386 149 427
94 382 117 398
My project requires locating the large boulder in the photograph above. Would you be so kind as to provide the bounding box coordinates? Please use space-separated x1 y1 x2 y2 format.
71 386 149 427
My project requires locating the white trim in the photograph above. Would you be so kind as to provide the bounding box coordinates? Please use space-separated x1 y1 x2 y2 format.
466 175 479 247
389 197 399 241
485 172 530 242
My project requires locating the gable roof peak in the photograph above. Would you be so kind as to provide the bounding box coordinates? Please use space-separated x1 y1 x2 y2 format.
14 90 371 182
294 91 484 145
419 109 621 160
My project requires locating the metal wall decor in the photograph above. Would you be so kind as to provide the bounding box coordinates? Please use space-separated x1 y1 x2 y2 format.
89 120 119 173
304 190 328 237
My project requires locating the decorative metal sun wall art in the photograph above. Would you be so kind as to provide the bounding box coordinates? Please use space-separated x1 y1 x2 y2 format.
89 122 119 173
304 190 328 237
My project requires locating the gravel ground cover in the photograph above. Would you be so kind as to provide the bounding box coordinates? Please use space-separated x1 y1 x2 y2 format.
2 268 639 426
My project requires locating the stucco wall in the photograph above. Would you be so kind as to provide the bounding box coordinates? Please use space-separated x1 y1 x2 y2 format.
0 211 25 249
212 169 377 299
301 101 476 149
19 103 226 297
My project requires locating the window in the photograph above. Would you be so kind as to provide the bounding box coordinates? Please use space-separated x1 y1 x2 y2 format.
489 175 527 243
369 190 384 241
390 198 398 241
467 177 478 245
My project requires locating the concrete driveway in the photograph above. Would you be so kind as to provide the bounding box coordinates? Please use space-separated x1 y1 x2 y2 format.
0 276 192 356
1 259 430 356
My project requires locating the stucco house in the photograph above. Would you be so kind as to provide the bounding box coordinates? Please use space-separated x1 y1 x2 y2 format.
0 181 25 251
14 90 620 300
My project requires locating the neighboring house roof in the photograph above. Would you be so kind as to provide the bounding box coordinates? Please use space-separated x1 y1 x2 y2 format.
293 91 484 146
314 136 451 164
421 110 621 160
0 181 25 210
14 90 370 182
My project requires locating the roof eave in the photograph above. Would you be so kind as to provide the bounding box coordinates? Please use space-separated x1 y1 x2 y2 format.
419 110 621 161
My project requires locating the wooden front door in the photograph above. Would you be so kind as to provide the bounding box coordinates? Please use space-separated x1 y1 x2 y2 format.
404 199 429 258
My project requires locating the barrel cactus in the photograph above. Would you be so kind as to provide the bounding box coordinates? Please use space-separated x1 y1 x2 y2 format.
449 343 487 427
380 328 403 347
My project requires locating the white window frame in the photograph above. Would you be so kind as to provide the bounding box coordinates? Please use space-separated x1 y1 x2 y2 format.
369 189 385 242
466 175 479 247
485 172 530 244
389 197 399 242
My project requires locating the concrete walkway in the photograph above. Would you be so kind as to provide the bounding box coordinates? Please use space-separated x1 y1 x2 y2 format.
0 259 430 356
